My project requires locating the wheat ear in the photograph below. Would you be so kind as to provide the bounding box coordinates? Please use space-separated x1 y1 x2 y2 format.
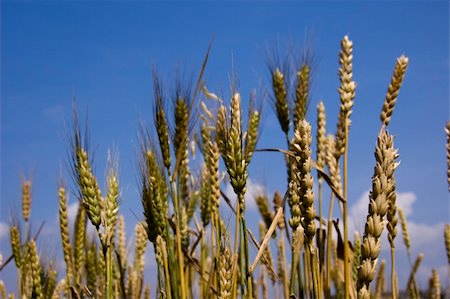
117 215 127 271
21 180 32 223
398 208 411 259
9 225 21 269
0 280 6 299
380 55 409 128
219 244 234 299
153 70 171 170
335 35 356 158
446 121 450 191
428 268 441 299
407 253 423 299
374 259 386 299
51 279 65 299
445 224 450 264
258 221 276 284
272 68 290 135
58 187 73 285
141 149 168 243
73 202 86 284
28 240 43 299
357 130 398 299
256 195 274 233
294 64 310 126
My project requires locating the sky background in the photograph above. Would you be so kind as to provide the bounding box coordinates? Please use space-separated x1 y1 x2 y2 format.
1 0 449 295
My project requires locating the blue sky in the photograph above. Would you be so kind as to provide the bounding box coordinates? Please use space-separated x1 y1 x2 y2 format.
1 0 449 293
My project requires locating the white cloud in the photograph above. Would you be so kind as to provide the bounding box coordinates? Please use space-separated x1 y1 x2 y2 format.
223 178 268 211
42 104 64 122
64 201 97 239
348 191 417 237
0 222 8 241
67 201 80 227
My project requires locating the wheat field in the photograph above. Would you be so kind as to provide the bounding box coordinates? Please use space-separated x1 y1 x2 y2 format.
0 35 448 299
